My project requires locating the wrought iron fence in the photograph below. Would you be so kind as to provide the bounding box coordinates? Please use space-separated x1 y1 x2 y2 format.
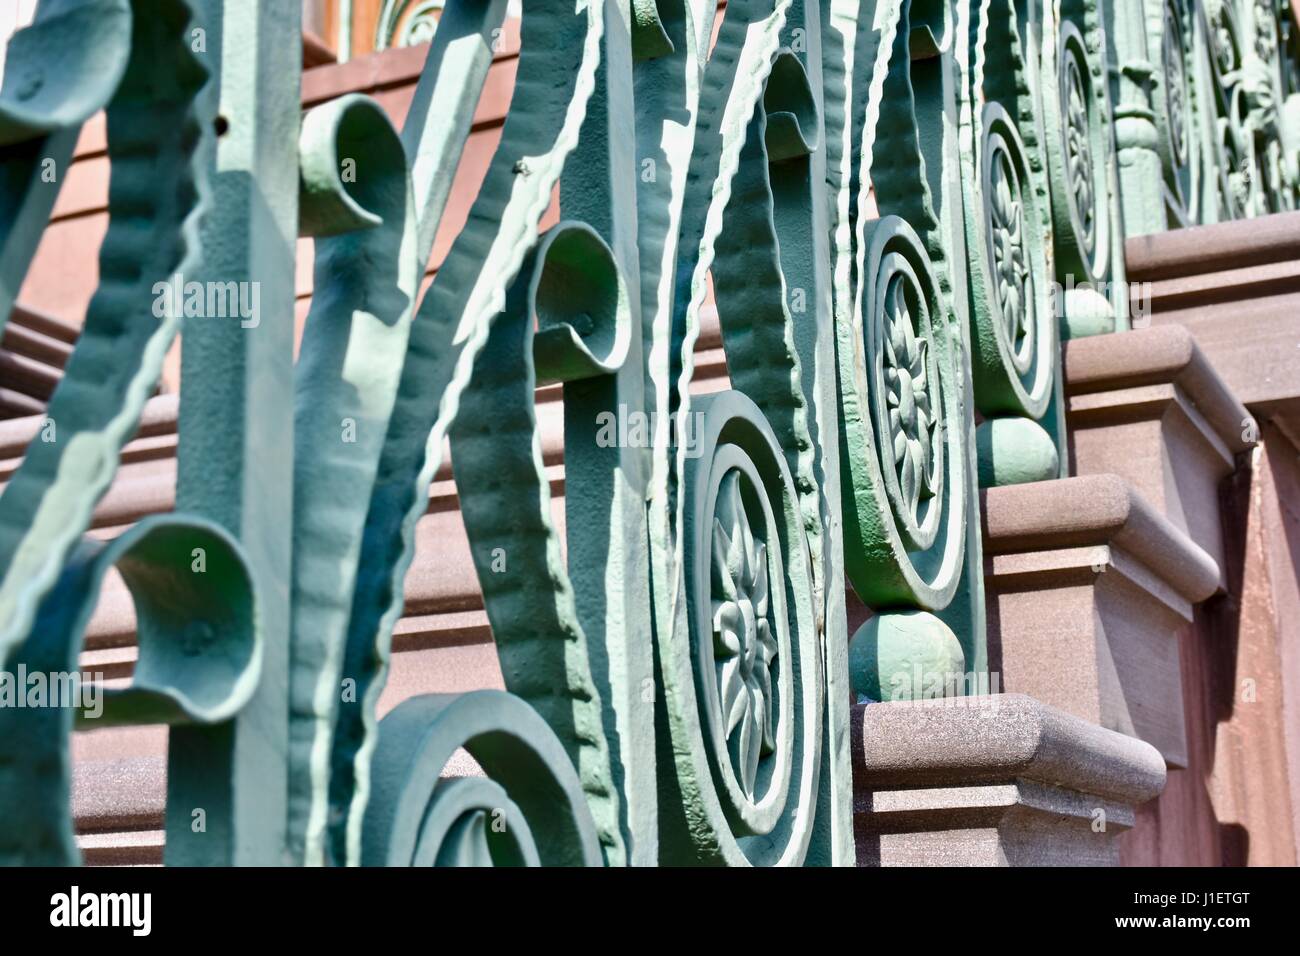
0 0 1294 866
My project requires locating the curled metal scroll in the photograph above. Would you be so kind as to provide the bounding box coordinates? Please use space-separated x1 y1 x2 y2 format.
323 0 637 867
643 0 853 864
964 1 1056 419
1235 0 1300 212
0 0 212 662
7 0 1223 870
1138 0 1300 223
0 0 238 868
1046 18 1113 286
362 691 602 867
1150 0 1209 221
0 0 132 330
829 1 973 612
447 219 632 858
663 391 822 866
838 216 967 610
288 92 418 866
0 515 260 864
712 49 823 588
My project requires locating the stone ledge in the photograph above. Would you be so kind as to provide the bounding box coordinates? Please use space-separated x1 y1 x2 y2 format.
982 473 1220 605
852 695 1166 866
1123 212 1300 439
1064 324 1251 591
853 695 1166 802
1126 210 1300 280
1065 324 1250 447
982 475 1218 767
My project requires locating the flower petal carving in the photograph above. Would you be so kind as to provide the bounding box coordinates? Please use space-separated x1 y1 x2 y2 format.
710 470 778 801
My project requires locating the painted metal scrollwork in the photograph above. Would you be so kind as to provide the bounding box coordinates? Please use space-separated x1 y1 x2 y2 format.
671 392 823 864
877 254 944 542
1154 0 1211 222
963 1 1059 432
828 0 986 705
1166 3 1194 170
1047 15 1114 293
641 0 852 866
710 471 779 800
1110 0 1300 230
377 0 445 50
982 109 1042 382
1062 47 1100 262
842 217 969 610
362 691 603 866
0 0 1293 869
0 0 212 658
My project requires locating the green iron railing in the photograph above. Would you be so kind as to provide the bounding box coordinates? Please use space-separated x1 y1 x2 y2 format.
0 0 1294 867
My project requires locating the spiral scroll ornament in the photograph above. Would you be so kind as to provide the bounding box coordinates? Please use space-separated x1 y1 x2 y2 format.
985 133 1035 376
400 4 443 47
710 471 779 802
873 254 945 552
1238 0 1297 213
1210 0 1242 78
1207 0 1259 216
0 0 211 661
970 103 1055 418
1153 0 1204 220
1254 0 1300 209
1050 22 1111 284
839 217 968 611
645 0 856 866
376 0 445 50
662 391 822 866
1064 56 1097 254
362 691 603 867
1166 6 1192 169
0 516 261 864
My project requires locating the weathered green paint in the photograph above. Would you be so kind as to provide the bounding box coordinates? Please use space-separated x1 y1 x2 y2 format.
976 415 1062 487
0 0 1295 868
848 610 966 703
1109 0 1300 231
0 0 131 335
289 91 417 867
1104 0 1166 237
558 0 660 866
168 0 300 867
0 515 259 864
449 219 634 864
362 690 603 866
831 0 989 696
1059 285 1118 340
0 0 212 663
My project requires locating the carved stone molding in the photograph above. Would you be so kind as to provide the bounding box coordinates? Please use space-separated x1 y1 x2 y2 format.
1064 323 1254 582
852 694 1167 866
983 474 1220 766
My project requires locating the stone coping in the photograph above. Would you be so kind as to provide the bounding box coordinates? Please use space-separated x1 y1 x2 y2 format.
982 474 1219 605
1120 214 1300 433
852 694 1167 807
1126 210 1300 281
1063 324 1253 459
